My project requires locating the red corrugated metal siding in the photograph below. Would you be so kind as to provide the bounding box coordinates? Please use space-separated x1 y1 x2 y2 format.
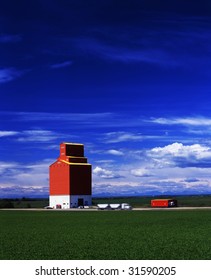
50 143 92 196
49 161 70 195
151 199 169 207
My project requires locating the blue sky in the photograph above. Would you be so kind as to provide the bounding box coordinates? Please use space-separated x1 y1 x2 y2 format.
1 0 211 198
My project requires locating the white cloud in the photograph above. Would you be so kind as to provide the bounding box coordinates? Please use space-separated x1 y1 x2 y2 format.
0 131 19 137
92 174 211 196
0 161 19 175
92 142 211 195
17 111 113 122
150 117 211 126
1 156 211 198
16 112 147 130
95 160 115 164
93 166 122 179
17 130 59 142
131 168 153 177
104 131 143 143
150 142 211 159
106 149 124 156
0 159 51 197
148 142 211 168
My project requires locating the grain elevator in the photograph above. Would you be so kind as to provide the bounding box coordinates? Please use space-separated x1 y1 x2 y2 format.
49 143 92 209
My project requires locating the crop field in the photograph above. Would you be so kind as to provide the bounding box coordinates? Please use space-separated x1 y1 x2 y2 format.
0 209 211 260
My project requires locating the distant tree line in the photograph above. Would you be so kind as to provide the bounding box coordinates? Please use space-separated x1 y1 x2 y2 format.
0 199 14 208
0 197 49 208
0 197 32 208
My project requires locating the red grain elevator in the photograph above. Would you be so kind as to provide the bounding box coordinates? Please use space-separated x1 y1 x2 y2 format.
49 143 92 208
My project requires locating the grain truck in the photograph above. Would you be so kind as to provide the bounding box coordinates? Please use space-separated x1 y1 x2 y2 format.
151 199 177 208
97 203 132 210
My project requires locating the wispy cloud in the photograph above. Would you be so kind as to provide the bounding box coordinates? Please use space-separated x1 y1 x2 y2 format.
0 68 24 84
150 116 211 126
0 34 22 43
0 129 63 143
0 159 51 198
0 161 19 175
1 111 176 131
73 37 178 66
16 130 59 142
14 111 141 128
103 131 143 143
105 149 124 156
50 60 73 69
71 18 211 67
15 111 150 129
0 131 19 137
16 111 113 122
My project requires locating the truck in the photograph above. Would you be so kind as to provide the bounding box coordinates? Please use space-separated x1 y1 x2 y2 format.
97 204 110 210
97 203 132 210
151 199 177 208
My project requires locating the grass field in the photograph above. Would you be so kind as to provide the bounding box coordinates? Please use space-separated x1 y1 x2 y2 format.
0 209 211 260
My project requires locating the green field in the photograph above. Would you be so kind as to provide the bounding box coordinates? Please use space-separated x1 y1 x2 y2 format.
0 209 211 260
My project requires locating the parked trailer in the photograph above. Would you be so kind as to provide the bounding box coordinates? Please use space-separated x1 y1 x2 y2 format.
97 204 110 210
97 203 132 210
151 199 177 208
110 204 121 210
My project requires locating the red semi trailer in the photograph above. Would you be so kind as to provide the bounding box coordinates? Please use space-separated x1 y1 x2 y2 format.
151 199 177 208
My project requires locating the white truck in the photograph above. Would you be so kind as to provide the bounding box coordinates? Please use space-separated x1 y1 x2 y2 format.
97 204 110 210
97 203 132 210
